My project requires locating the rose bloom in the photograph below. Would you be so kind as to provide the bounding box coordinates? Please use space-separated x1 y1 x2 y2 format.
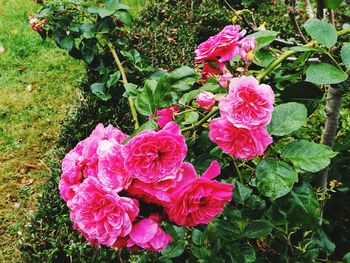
123 122 187 183
59 124 129 202
194 25 246 64
97 140 131 191
149 105 180 128
239 37 257 61
126 160 186 206
127 214 173 252
166 161 233 226
219 75 274 129
201 61 224 80
69 177 139 247
209 117 272 160
196 91 216 111
218 70 233 88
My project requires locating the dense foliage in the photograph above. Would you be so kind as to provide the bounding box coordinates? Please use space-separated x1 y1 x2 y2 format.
23 0 350 262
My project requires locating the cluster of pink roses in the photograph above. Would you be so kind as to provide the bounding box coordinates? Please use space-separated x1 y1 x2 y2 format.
59 122 233 251
193 25 274 160
194 25 257 87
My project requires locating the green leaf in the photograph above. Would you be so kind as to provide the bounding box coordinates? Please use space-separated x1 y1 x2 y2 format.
303 18 337 48
161 240 185 258
244 220 273 238
280 82 323 116
277 183 320 228
343 251 350 263
232 181 253 204
179 82 222 104
191 229 204 246
131 120 158 138
90 83 111 101
98 8 114 18
135 80 156 116
123 83 138 97
55 35 74 51
104 0 121 10
315 229 335 255
183 112 199 124
281 140 337 172
247 30 279 50
341 43 350 70
115 10 132 26
106 71 121 87
253 49 274 67
256 158 298 200
267 102 307 136
324 0 344 9
305 63 348 84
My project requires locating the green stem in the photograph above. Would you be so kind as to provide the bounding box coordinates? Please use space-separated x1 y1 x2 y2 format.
181 107 218 133
232 157 244 183
107 42 139 129
256 27 350 81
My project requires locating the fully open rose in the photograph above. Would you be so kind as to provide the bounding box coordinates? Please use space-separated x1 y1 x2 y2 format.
219 75 274 130
166 161 233 226
123 122 187 183
69 177 139 248
209 117 272 160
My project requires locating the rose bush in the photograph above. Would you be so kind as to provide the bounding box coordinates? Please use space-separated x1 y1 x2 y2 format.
28 1 350 262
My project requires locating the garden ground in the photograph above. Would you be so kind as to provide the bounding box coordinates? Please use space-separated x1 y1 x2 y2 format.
0 0 84 260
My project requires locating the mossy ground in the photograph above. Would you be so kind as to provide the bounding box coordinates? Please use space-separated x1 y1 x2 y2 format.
0 0 85 260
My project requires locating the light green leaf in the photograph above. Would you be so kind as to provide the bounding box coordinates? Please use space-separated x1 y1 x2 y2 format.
247 30 279 50
281 140 337 172
191 229 204 246
135 80 156 116
324 0 344 9
183 112 199 124
244 220 273 238
305 63 348 84
304 18 337 48
161 240 185 258
106 71 120 87
254 49 274 67
98 8 114 18
179 83 222 104
232 181 253 204
267 102 307 136
341 43 350 70
256 158 298 200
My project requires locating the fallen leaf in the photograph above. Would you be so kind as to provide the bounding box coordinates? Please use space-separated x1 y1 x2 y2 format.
0 45 5 54
14 202 20 209
16 66 26 72
11 29 18 34
26 83 38 92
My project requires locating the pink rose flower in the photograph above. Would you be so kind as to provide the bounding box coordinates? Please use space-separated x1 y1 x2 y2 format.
219 76 274 129
194 25 246 64
209 117 272 160
127 215 173 252
97 140 131 191
70 177 139 247
149 106 180 128
166 161 234 226
239 37 257 61
218 71 233 88
123 122 187 183
196 91 216 111
201 61 224 80
59 124 129 202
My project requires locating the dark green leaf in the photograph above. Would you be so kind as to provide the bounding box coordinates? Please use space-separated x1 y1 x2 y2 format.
324 0 344 9
247 30 279 50
56 35 74 51
191 229 204 246
277 183 320 228
104 0 120 10
281 140 337 172
244 220 272 238
303 18 337 48
280 82 323 116
131 120 158 138
232 181 252 204
98 8 114 18
135 80 156 116
256 158 298 200
315 229 335 255
90 83 111 101
115 10 132 26
267 102 307 136
341 43 350 70
106 71 121 87
179 83 222 104
161 240 185 258
343 252 350 263
305 63 348 84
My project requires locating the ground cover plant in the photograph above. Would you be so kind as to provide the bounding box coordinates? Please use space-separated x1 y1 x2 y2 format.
22 0 350 262
0 0 85 261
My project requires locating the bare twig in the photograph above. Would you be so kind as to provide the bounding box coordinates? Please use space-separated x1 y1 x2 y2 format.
285 0 308 44
304 0 315 18
317 0 324 19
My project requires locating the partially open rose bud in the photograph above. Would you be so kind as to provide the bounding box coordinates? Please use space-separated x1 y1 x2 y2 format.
196 91 216 111
28 14 46 32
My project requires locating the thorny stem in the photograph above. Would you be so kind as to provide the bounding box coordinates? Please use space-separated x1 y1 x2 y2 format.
107 42 140 129
285 0 308 44
181 107 218 133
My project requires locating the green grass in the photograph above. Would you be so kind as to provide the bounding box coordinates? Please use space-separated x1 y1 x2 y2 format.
0 0 85 261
